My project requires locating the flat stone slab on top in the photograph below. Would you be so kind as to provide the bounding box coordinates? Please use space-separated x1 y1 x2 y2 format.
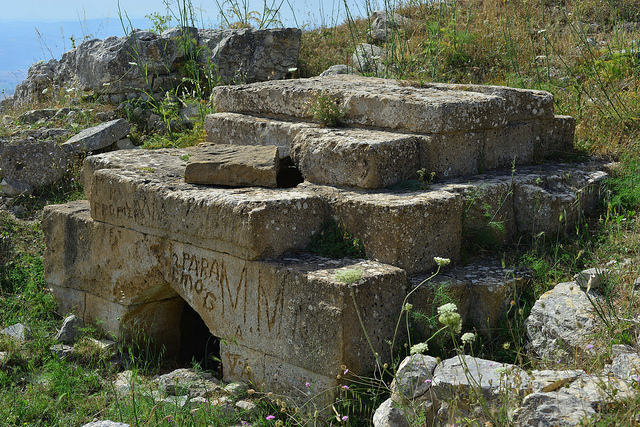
184 143 280 188
211 75 555 134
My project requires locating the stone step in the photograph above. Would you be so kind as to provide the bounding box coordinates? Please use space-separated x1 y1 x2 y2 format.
205 111 574 186
83 150 607 275
211 75 556 134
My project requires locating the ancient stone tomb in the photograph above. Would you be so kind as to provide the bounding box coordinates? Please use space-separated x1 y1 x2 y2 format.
44 75 608 397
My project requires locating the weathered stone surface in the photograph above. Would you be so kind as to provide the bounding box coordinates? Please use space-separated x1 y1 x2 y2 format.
0 178 33 197
609 345 640 380
211 75 555 134
62 119 130 153
157 368 222 397
84 150 326 260
352 43 387 75
205 113 422 188
55 314 84 344
514 390 596 426
12 59 57 107
82 422 130 427
526 281 599 360
50 344 75 359
0 323 30 342
184 143 279 188
409 258 532 335
574 267 612 291
391 354 437 400
305 184 463 274
368 11 410 41
17 108 59 124
432 355 529 401
319 64 358 77
0 140 74 188
43 201 177 306
373 398 411 427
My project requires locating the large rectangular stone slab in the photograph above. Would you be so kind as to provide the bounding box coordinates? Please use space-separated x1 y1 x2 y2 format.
302 184 465 274
162 245 407 376
84 150 327 260
43 200 177 306
205 112 422 188
211 75 555 134
184 143 279 188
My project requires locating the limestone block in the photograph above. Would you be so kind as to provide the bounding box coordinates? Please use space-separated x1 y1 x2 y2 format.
184 143 280 188
390 354 438 401
373 398 411 427
163 246 407 376
43 200 177 306
0 140 75 188
206 113 422 188
205 112 301 158
85 150 327 259
526 281 599 360
211 75 553 134
514 390 596 426
0 178 33 197
309 184 463 274
48 285 184 357
62 119 130 153
220 342 338 402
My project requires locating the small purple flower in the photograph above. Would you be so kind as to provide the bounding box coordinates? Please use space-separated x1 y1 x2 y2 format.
341 415 349 422
342 385 349 390
557 359 562 363
266 415 276 420
305 382 311 387
586 344 594 350
344 368 349 375
424 379 432 384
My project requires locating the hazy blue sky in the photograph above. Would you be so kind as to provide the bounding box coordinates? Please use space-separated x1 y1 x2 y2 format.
1 0 367 26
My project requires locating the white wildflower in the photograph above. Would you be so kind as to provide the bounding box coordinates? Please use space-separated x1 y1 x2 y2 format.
434 257 451 266
437 303 457 315
494 366 509 376
461 332 476 345
410 342 429 355
403 303 413 312
439 311 462 333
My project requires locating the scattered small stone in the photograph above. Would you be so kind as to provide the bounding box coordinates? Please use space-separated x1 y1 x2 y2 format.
0 178 33 197
163 395 189 407
50 344 75 359
82 421 130 427
319 64 359 77
55 314 84 344
62 119 131 153
0 323 30 342
373 398 410 427
573 267 611 291
115 138 137 150
224 381 249 397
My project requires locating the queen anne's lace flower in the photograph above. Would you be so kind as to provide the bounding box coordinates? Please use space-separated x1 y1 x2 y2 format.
461 332 476 344
410 342 429 355
434 257 451 266
437 303 457 315
439 311 462 333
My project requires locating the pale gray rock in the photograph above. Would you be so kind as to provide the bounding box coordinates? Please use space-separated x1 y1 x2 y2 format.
50 344 75 359
18 108 59 124
352 43 387 75
1 139 75 189
62 119 130 153
514 389 596 426
391 354 437 400
609 345 640 380
236 399 257 414
526 281 599 360
157 368 222 397
368 10 410 41
115 138 137 150
573 267 612 291
0 323 30 341
432 355 529 401
373 398 410 427
319 64 359 77
12 59 57 106
162 395 189 407
225 381 249 397
113 370 136 397
82 422 130 427
55 314 84 344
0 179 33 197
184 143 280 188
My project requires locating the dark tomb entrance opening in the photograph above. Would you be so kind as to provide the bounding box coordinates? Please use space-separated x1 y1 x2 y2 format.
178 304 221 376
277 157 304 188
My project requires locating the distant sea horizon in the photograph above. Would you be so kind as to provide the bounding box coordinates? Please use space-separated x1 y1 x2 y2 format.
0 1 362 100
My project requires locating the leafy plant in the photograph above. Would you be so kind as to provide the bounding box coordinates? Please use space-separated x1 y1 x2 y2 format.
310 91 347 127
307 220 366 259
